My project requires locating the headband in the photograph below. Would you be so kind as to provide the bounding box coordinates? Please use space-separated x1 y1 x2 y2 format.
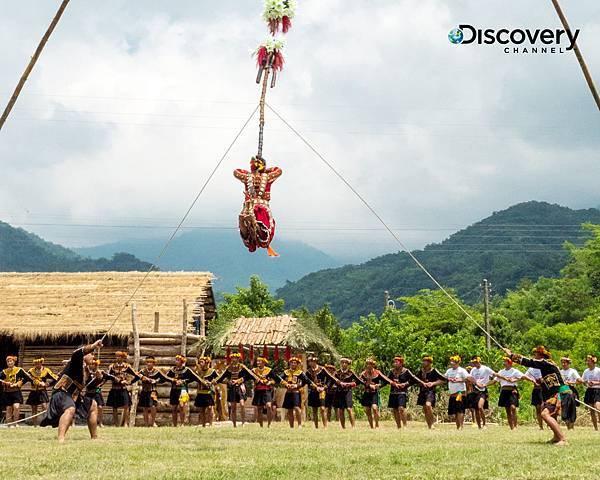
256 357 268 363
289 356 301 363
230 353 241 359
33 357 45 364
449 355 461 363
422 355 433 362
340 357 352 363
503 356 513 365
115 351 128 358
175 355 186 362
6 355 17 362
393 356 404 363
471 356 481 363
587 355 597 363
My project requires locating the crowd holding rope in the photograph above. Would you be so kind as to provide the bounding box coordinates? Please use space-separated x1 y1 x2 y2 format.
1 343 599 444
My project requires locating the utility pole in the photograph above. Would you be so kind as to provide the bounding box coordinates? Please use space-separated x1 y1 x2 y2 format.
384 291 395 310
482 279 491 350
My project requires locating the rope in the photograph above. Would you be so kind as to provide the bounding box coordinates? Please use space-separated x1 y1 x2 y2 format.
576 398 600 414
257 67 271 158
266 102 506 350
0 410 47 428
98 104 259 341
0 0 71 132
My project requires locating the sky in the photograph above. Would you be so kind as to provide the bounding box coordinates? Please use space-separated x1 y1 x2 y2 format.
1 0 599 262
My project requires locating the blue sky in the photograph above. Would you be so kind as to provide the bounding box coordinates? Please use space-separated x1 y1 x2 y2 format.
1 0 599 261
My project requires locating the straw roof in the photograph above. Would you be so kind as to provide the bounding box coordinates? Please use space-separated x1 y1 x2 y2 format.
0 272 215 341
224 315 296 346
210 315 338 358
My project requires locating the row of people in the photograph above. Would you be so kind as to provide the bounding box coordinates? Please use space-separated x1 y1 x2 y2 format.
2 347 599 437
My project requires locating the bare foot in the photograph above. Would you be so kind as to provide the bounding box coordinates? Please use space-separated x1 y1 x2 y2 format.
555 440 568 446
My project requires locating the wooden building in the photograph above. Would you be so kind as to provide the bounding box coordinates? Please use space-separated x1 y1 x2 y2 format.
0 271 215 424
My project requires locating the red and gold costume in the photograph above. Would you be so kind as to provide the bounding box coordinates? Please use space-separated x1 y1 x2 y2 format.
234 156 282 256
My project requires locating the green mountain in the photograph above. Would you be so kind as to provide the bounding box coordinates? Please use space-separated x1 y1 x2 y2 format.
75 229 340 294
276 201 600 326
0 221 153 271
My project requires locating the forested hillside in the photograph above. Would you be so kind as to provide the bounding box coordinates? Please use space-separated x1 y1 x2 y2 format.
0 221 152 272
277 202 600 325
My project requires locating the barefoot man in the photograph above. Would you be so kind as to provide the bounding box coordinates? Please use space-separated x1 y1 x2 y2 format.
504 346 573 445
40 339 104 442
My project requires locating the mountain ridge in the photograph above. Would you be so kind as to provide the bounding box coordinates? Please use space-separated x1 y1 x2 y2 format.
275 201 600 325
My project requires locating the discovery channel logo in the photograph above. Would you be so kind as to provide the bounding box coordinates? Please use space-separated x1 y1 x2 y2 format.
448 24 580 54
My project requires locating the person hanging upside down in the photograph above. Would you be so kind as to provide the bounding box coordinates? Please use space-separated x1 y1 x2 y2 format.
26 357 59 426
490 357 523 430
40 339 104 442
234 156 282 256
468 356 495 429
333 357 362 429
559 356 582 430
106 351 140 427
251 356 280 428
138 356 173 427
280 356 312 428
416 355 446 429
193 356 220 428
0 355 30 426
504 346 573 445
387 356 423 429
582 354 600 431
214 353 253 428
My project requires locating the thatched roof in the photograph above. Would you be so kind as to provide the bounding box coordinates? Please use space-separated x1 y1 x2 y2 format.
206 315 338 358
0 272 215 341
224 315 295 346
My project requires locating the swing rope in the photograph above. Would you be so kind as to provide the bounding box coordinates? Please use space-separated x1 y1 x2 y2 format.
266 102 505 350
97 104 259 342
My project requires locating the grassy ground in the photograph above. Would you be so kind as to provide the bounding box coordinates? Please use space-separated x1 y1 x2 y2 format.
0 422 598 480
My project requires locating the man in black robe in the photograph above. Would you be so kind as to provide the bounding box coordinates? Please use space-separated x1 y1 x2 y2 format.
41 339 103 442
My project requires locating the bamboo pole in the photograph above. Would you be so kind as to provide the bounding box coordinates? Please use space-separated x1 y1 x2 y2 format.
0 0 71 132
129 303 140 427
550 0 600 111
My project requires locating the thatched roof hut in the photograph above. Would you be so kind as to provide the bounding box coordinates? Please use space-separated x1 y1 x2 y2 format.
207 314 338 360
0 271 215 341
0 271 216 424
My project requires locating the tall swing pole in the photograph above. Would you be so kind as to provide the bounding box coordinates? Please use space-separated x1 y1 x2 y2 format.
0 0 71 132
550 0 600 112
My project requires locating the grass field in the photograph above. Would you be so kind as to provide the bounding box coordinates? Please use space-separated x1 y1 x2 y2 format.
0 422 598 480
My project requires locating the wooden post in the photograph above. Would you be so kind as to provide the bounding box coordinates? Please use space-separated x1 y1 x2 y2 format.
181 299 188 356
199 307 206 337
129 303 141 427
154 311 160 332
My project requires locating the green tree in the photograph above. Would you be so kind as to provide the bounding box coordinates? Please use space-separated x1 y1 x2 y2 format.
217 275 285 322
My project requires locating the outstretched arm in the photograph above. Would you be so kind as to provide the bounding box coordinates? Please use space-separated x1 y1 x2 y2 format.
234 169 249 182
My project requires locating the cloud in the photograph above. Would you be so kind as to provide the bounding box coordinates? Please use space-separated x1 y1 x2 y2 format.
0 0 598 261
